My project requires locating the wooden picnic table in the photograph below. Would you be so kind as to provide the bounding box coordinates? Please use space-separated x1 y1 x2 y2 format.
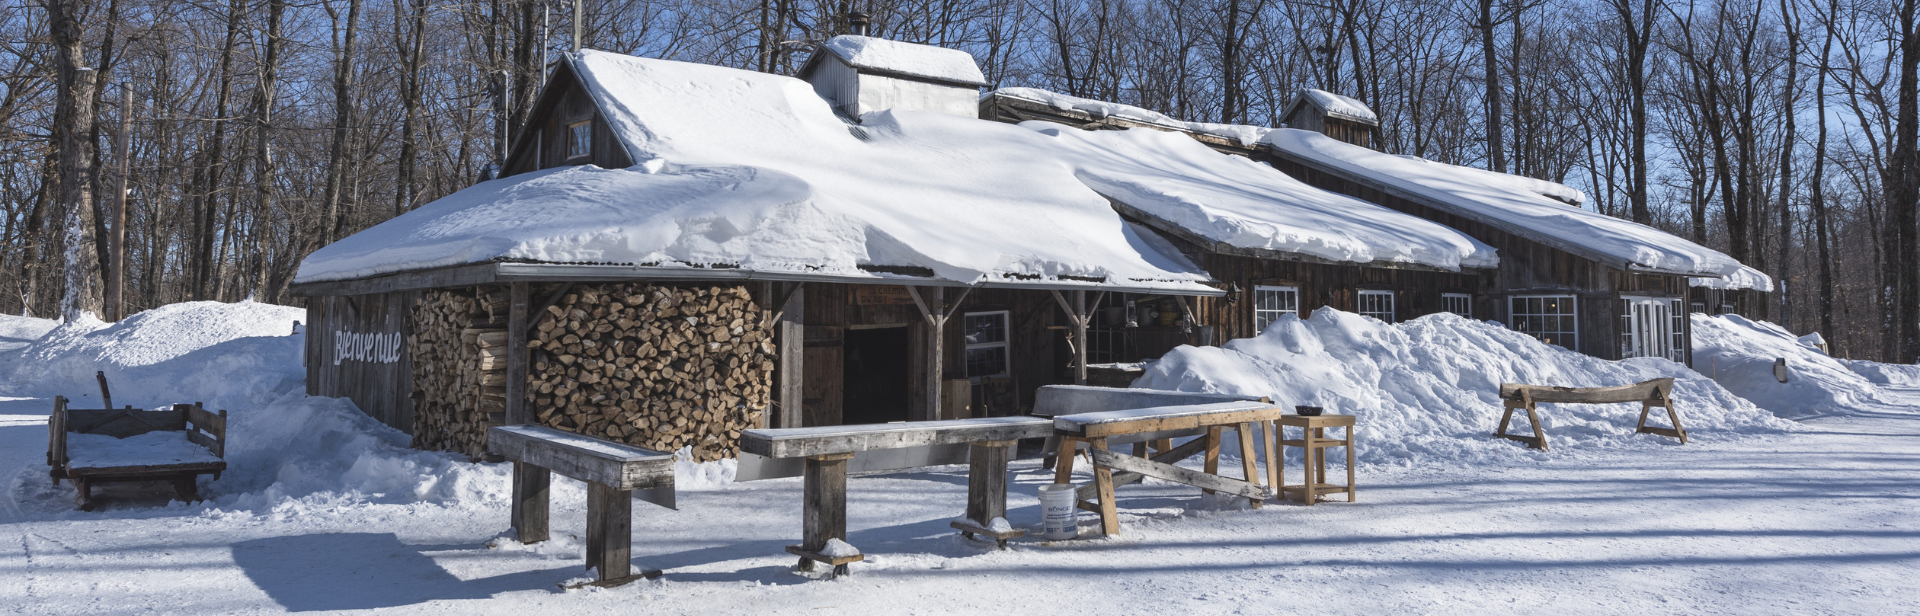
1051 401 1286 537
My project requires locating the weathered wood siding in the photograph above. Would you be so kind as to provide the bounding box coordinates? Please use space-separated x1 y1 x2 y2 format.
306 291 419 433
1195 253 1482 342
1267 154 1692 360
500 62 634 178
792 282 1064 423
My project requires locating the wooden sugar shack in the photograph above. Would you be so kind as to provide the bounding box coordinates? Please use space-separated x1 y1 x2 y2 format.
292 42 1230 460
983 87 1771 364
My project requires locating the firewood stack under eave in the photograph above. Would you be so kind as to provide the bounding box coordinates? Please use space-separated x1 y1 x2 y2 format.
527 283 775 462
409 287 509 458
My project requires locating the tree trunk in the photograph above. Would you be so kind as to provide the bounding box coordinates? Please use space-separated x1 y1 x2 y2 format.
1890 0 1920 361
1813 0 1837 344
1479 0 1505 173
49 0 100 321
322 0 362 245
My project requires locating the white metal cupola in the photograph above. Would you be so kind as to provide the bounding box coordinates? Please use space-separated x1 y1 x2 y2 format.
797 21 989 120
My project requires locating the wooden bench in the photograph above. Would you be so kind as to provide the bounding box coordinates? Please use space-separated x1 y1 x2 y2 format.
48 396 227 511
1052 401 1286 537
1496 377 1686 451
487 425 676 588
1032 385 1267 469
739 417 1053 578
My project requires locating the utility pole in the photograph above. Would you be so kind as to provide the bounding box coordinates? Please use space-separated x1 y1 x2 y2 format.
107 85 131 321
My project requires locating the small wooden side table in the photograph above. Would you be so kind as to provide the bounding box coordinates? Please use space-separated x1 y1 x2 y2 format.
1275 414 1356 505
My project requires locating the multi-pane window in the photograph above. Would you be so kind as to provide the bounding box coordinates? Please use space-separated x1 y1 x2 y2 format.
1669 299 1687 362
963 311 1010 378
1253 285 1299 333
1691 302 1706 314
1442 293 1472 318
1358 290 1395 323
1719 304 1735 315
1511 295 1578 350
566 121 592 160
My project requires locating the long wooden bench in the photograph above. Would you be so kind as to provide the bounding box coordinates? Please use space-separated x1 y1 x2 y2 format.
49 396 227 511
739 417 1053 578
1052 400 1287 537
487 425 676 588
1496 377 1686 451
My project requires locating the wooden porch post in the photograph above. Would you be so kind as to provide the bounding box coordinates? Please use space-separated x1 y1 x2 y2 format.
1050 290 1105 386
506 282 530 425
777 283 805 429
909 286 972 422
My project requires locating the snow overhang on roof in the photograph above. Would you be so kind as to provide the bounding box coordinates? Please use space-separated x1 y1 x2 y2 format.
1016 121 1498 271
1289 89 1380 125
810 35 989 87
294 51 1214 295
1262 128 1768 287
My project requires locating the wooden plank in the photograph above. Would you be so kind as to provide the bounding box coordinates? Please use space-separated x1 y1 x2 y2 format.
487 425 673 490
1498 378 1672 403
65 407 186 438
1073 434 1210 502
1089 438 1120 536
1053 401 1285 438
48 397 66 474
778 283 805 429
512 462 551 543
67 462 227 477
801 454 850 555
1029 383 1267 418
1089 448 1267 500
288 262 500 297
506 282 530 425
741 417 1053 458
585 482 632 581
964 441 1012 525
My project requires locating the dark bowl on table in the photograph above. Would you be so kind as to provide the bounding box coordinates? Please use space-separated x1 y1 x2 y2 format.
1294 406 1324 416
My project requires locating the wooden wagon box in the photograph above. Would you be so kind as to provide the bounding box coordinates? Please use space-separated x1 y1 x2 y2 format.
47 397 227 511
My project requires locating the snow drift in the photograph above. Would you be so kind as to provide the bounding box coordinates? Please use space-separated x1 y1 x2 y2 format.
1135 309 1794 465
2 301 304 410
1690 314 1908 418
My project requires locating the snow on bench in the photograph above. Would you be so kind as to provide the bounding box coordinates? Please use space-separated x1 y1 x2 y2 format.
48 397 227 511
65 432 222 470
1050 399 1287 537
487 424 674 588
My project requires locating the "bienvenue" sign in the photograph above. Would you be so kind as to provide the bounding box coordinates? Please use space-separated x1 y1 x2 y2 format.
335 330 403 365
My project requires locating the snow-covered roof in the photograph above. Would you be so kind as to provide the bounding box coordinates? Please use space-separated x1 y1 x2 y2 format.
1263 128 1769 286
818 35 988 86
1019 122 1498 270
1690 266 1771 291
1289 89 1379 125
988 88 1272 147
295 51 1210 293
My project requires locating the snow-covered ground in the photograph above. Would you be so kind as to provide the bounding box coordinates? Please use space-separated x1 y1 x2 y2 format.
4 303 1918 614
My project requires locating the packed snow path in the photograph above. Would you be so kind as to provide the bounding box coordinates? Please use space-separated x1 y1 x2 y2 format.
4 395 1917 614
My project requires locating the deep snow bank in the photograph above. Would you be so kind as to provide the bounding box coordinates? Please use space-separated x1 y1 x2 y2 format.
1135 309 1792 465
1 301 304 410
0 313 57 352
1690 314 1905 418
1846 360 1920 388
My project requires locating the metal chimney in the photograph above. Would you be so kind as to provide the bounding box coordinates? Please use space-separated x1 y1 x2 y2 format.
848 11 870 36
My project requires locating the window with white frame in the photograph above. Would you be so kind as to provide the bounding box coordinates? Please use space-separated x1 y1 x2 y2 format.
1442 293 1472 318
566 121 592 160
1669 299 1686 362
963 311 1010 378
1719 304 1735 315
1511 295 1578 350
1691 302 1706 314
1253 285 1299 333
1358 290 1395 323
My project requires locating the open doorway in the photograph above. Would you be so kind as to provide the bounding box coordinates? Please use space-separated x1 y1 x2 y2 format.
842 325 909 425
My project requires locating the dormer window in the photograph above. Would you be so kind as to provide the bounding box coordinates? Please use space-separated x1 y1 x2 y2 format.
566 121 591 160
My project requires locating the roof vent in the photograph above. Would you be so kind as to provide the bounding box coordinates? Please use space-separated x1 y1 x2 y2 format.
848 11 870 36
796 33 988 120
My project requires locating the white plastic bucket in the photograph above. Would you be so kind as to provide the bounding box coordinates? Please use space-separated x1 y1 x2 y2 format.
1038 483 1079 540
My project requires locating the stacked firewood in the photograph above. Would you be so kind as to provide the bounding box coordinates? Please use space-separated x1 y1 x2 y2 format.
528 284 775 462
408 288 509 457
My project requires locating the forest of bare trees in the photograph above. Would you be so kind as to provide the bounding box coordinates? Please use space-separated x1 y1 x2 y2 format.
2 0 1917 361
